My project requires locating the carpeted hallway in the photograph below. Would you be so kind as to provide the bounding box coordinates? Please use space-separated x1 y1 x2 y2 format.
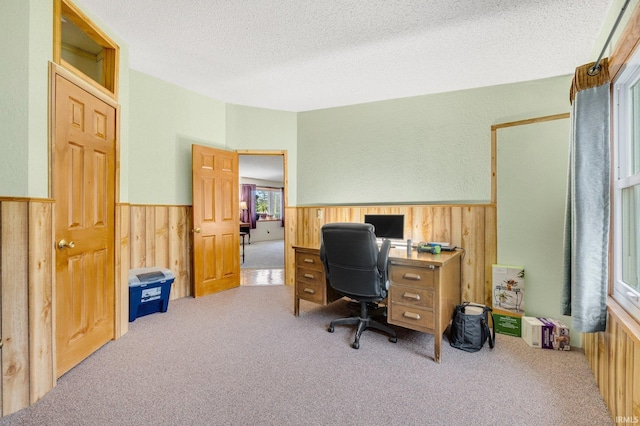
0 285 613 426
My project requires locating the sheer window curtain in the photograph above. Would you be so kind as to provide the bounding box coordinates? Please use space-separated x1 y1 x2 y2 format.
562 59 611 332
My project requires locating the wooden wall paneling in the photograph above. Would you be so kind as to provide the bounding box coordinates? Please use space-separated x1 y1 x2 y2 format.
450 207 463 248
1 202 30 415
27 201 54 403
585 308 640 422
625 333 634 418
615 322 627 417
145 207 156 267
608 320 617 414
431 207 451 243
115 204 130 337
285 207 297 286
460 206 486 304
484 206 497 307
130 206 146 268
125 205 192 299
600 329 608 401
634 344 640 418
168 206 192 299
154 206 169 269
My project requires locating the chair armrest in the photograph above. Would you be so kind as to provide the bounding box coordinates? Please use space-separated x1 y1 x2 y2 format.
377 239 391 273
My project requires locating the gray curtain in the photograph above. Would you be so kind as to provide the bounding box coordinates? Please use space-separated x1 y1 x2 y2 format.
562 62 611 333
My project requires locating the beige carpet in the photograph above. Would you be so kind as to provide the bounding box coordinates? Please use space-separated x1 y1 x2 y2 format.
0 285 613 426
241 239 284 269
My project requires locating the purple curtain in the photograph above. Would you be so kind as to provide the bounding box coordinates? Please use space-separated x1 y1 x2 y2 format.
280 187 285 227
240 184 257 229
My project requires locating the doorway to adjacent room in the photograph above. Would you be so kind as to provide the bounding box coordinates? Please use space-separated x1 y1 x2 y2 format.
238 153 286 285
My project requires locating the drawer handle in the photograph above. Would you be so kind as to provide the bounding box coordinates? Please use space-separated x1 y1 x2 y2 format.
403 311 421 320
403 292 421 301
303 258 315 264
303 273 315 279
403 273 421 281
303 288 316 294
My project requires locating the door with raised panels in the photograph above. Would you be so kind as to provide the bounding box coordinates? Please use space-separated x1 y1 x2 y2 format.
54 74 116 377
192 145 240 297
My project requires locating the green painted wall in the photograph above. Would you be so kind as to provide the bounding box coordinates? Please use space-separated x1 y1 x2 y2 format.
296 76 572 205
226 104 298 206
496 118 577 345
0 0 52 197
128 70 226 205
0 0 130 200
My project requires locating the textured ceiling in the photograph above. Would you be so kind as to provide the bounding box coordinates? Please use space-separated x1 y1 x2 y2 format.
79 0 613 112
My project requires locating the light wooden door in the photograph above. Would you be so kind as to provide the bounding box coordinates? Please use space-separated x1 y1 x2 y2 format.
54 75 116 377
192 145 240 297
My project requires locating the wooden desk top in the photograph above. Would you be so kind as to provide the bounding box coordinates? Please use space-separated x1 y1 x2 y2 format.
292 245 463 267
387 247 462 267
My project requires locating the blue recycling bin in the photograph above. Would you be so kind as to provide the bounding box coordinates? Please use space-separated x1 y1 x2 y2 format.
128 268 175 322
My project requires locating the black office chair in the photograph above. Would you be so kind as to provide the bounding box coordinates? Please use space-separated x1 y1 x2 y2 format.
320 223 398 349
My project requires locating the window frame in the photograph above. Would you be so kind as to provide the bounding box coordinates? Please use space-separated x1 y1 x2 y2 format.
53 0 119 99
254 187 282 220
612 47 640 321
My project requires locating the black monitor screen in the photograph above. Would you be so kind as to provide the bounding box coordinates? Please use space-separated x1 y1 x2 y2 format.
364 214 404 240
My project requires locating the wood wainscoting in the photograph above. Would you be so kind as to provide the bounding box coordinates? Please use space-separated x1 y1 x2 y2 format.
584 301 640 421
116 204 193 335
0 199 55 416
286 204 497 306
120 204 193 299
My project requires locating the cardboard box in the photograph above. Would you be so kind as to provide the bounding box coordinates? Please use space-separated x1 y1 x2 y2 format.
493 310 522 337
492 265 525 337
538 317 570 350
492 264 525 316
521 316 544 348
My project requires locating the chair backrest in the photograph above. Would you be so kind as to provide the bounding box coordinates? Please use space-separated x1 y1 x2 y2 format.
320 223 390 301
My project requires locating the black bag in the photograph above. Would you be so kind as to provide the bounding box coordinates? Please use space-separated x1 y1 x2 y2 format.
449 302 495 352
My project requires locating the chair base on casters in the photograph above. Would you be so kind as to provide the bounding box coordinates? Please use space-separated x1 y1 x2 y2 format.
327 301 398 349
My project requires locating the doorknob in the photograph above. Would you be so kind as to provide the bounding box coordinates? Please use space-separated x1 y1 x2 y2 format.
192 228 202 233
57 239 75 249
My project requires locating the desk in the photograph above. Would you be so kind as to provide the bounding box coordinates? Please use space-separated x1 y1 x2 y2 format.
240 222 251 244
293 246 462 363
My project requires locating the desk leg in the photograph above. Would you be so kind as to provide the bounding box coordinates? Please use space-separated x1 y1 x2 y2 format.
434 334 442 363
294 296 300 316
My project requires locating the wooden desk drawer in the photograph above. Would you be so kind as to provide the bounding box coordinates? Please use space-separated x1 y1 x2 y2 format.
295 252 323 272
296 267 324 285
296 280 324 304
390 284 434 309
389 303 434 331
389 265 435 288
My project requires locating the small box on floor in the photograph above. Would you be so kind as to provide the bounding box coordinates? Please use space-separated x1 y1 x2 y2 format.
538 317 570 350
521 316 544 348
493 310 522 337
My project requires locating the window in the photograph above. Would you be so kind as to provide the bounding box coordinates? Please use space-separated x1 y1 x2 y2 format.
255 187 282 220
613 48 640 320
54 0 119 97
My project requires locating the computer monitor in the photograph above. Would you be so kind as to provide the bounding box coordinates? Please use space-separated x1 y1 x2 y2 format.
363 214 404 240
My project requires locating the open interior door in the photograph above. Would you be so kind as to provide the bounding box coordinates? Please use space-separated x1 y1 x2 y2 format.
192 145 240 297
